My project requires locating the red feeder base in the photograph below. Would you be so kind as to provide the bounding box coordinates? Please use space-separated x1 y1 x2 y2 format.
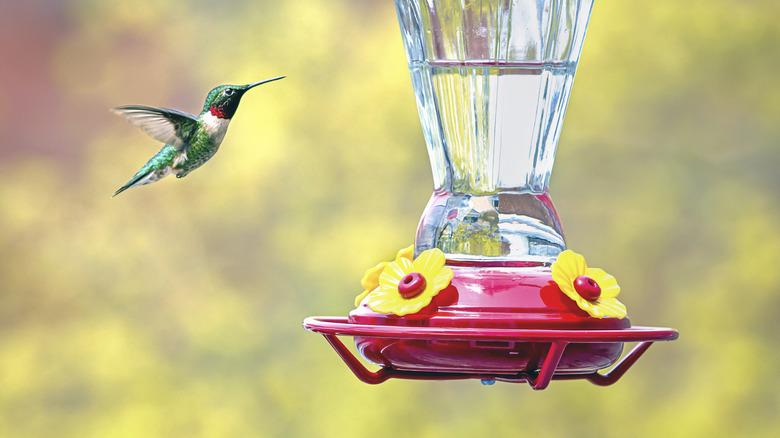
304 264 678 389
304 317 677 389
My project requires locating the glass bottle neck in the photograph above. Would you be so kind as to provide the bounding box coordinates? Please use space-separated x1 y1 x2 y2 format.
415 191 565 262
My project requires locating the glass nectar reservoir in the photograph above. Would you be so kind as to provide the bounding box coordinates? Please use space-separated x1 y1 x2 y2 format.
398 0 593 261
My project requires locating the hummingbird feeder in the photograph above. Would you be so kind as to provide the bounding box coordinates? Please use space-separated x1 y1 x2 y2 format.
304 0 677 389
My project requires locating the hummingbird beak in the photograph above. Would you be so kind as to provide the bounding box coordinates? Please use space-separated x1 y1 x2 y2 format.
243 76 286 91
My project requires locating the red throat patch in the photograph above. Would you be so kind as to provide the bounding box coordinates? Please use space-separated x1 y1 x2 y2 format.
209 106 228 119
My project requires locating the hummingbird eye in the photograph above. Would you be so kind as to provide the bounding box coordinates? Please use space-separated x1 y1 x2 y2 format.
224 88 235 96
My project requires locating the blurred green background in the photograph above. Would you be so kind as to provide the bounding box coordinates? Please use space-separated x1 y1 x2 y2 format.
1 0 779 436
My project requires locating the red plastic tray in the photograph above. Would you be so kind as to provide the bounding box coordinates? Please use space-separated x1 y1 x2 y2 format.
304 316 678 389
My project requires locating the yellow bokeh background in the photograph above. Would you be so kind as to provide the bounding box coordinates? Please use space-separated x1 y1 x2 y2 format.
1 0 779 436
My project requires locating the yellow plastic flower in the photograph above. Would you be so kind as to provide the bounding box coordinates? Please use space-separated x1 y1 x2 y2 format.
365 248 454 316
551 249 627 319
354 245 414 306
395 244 414 261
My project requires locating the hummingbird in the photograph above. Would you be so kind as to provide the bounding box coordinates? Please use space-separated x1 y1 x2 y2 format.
111 76 285 196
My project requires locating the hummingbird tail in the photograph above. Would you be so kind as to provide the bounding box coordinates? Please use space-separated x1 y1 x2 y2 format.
113 170 154 197
112 145 179 197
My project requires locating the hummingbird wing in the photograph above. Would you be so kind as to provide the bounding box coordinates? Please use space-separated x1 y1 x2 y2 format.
112 105 199 149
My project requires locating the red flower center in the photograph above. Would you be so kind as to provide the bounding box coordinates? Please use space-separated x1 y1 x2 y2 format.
573 275 601 301
398 272 426 299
